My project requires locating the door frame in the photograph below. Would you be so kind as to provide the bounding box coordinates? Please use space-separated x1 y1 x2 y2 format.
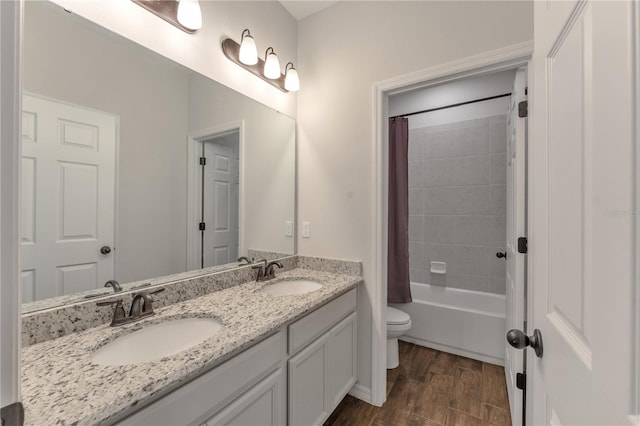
0 0 23 410
371 41 533 406
186 122 245 271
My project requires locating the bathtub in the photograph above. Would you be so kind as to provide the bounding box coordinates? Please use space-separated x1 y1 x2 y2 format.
393 282 506 366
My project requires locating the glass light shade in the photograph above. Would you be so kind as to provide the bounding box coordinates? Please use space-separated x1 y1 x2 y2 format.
177 0 202 30
263 50 281 80
285 67 300 92
239 34 258 65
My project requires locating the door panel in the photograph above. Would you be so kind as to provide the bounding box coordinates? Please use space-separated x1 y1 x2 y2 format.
202 136 239 268
505 67 527 426
530 1 636 424
21 94 116 302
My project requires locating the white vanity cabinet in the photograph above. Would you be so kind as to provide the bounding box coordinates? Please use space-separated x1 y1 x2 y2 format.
116 287 357 426
288 290 358 426
116 332 286 426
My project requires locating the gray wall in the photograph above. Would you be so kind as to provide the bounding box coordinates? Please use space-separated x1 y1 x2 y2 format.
408 115 507 294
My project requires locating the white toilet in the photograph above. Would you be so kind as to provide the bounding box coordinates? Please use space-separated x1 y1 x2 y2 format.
386 306 412 369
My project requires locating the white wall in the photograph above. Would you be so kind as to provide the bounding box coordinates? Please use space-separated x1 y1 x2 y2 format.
49 0 298 118
296 0 533 396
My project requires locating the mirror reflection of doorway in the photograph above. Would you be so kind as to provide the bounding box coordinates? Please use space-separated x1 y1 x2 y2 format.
200 131 240 268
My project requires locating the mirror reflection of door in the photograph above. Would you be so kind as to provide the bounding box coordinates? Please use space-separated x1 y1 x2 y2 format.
21 94 117 302
201 132 240 268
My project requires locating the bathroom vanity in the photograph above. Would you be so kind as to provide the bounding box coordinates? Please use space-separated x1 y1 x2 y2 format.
20 259 361 425
118 288 357 426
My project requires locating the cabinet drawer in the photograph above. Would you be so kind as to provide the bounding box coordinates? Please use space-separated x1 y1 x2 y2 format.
288 288 356 355
117 331 285 426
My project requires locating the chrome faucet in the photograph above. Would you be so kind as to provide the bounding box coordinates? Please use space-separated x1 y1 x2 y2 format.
97 288 165 327
104 279 122 292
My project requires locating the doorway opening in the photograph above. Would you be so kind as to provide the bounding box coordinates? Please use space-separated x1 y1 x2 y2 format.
372 48 531 425
198 131 240 268
187 122 244 272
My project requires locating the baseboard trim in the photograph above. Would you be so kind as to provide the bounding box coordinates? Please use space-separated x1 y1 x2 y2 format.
348 383 376 406
400 336 505 367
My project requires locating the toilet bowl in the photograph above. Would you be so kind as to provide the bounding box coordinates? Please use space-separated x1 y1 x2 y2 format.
387 306 412 369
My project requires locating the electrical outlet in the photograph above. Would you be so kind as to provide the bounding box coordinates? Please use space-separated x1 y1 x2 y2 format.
302 222 311 238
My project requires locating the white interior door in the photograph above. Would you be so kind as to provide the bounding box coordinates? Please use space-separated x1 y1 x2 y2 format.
202 136 239 267
529 1 637 424
504 67 527 426
21 94 116 301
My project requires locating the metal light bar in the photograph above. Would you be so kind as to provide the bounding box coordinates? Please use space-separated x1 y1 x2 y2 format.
222 38 288 93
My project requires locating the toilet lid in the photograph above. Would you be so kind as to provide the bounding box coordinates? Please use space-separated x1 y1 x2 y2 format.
387 306 410 325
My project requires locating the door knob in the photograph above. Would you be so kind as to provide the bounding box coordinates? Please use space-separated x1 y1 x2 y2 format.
100 246 112 255
496 251 507 259
507 329 543 358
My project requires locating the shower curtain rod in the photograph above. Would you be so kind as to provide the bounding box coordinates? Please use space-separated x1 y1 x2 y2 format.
390 92 511 119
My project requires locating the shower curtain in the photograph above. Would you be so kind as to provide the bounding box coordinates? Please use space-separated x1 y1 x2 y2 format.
387 117 412 303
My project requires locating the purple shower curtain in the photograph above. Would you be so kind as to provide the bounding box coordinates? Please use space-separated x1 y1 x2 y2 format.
387 117 412 303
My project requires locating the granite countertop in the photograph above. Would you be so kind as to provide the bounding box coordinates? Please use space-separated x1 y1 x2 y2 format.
21 268 362 425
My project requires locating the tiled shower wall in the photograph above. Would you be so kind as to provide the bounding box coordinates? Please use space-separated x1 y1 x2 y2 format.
408 115 507 294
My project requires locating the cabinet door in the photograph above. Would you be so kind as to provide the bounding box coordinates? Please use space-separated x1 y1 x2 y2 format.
328 312 357 410
204 369 284 426
288 337 328 426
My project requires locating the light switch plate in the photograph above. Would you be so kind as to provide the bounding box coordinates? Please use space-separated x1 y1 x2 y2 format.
285 221 293 237
302 222 311 238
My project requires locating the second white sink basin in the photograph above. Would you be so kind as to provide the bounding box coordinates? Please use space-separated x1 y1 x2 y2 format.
91 318 223 366
261 280 323 296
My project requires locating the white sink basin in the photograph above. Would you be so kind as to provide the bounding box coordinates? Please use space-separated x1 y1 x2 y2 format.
91 318 223 366
261 280 323 296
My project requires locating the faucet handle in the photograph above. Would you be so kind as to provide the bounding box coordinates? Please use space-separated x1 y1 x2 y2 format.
97 299 127 326
96 299 123 307
147 288 165 303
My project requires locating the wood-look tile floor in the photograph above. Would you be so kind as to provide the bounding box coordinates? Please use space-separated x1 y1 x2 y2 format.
324 341 512 426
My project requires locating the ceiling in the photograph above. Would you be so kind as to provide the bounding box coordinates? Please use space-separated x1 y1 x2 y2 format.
278 1 339 20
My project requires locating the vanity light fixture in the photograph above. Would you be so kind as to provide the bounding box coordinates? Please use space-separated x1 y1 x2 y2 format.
263 47 281 80
238 29 258 65
222 31 299 93
131 0 201 34
284 62 300 92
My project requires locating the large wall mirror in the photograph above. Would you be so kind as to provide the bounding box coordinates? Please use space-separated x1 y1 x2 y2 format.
21 1 296 312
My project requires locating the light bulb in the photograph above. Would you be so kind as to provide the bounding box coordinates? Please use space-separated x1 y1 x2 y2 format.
177 0 202 31
263 47 281 80
284 63 300 92
239 30 258 65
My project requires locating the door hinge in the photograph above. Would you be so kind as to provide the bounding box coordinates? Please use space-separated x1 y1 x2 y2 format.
199 222 206 231
516 372 526 391
525 86 528 96
518 237 528 254
518 100 528 118
199 157 206 166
